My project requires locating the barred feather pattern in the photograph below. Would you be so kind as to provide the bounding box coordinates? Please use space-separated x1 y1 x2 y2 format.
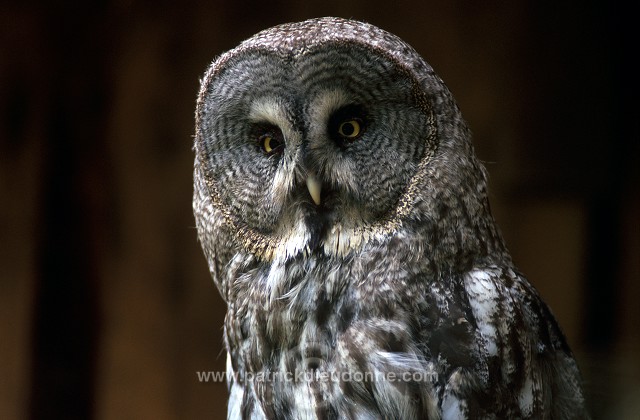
193 17 588 419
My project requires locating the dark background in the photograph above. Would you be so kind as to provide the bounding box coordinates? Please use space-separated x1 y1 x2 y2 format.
1 1 638 419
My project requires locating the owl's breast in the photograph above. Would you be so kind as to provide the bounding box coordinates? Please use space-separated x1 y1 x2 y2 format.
225 250 441 416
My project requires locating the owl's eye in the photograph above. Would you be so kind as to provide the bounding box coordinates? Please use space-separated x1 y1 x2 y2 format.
329 105 367 146
338 119 362 139
257 128 284 156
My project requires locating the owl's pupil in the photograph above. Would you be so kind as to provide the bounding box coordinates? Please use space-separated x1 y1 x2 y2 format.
341 122 355 136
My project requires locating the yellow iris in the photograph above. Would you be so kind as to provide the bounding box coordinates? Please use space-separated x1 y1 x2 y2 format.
338 119 361 138
262 135 276 153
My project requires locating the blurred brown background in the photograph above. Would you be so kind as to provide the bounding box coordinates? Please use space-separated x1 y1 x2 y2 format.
1 1 637 419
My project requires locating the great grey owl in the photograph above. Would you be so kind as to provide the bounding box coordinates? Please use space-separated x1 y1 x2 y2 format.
193 17 588 419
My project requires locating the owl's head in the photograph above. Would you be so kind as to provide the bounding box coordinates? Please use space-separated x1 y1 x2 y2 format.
194 17 502 265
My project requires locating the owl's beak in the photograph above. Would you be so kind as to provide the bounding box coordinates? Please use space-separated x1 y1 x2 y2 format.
306 174 322 205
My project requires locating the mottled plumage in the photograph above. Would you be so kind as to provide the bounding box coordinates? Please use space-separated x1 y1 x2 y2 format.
193 17 588 419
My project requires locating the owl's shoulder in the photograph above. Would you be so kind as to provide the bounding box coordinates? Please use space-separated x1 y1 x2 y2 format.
429 265 586 418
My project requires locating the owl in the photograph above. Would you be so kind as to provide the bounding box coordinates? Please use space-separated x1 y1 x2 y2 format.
193 17 588 419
